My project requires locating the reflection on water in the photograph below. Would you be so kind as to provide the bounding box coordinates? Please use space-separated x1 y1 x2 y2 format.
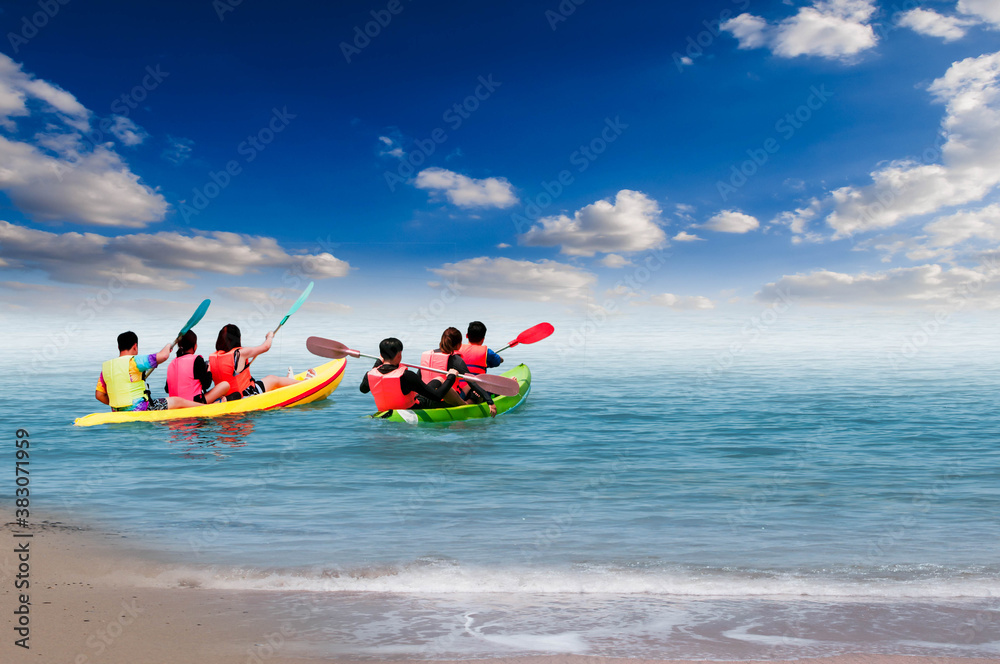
165 415 258 457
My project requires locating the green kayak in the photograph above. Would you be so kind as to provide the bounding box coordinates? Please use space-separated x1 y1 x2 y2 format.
371 363 531 424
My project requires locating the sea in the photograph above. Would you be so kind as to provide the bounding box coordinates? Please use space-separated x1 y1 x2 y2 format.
4 307 1000 660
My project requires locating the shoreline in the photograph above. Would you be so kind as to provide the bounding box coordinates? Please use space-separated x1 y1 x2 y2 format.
2 520 999 663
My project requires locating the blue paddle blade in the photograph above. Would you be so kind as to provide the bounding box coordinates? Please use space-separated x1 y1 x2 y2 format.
272 282 314 334
179 299 211 336
286 281 314 317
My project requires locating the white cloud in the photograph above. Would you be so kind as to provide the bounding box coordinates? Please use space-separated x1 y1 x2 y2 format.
0 54 168 227
429 256 596 304
378 135 404 159
0 53 88 130
703 210 760 234
924 203 1000 248
672 231 704 242
162 135 194 165
958 0 1000 27
780 50 1000 240
108 115 149 146
519 189 667 256
674 203 696 221
646 293 715 310
722 0 879 61
723 13 771 49
0 280 56 292
215 286 352 314
496 242 510 249
414 167 518 208
216 286 298 303
756 264 998 307
599 253 633 268
0 137 167 227
0 221 350 290
898 8 973 42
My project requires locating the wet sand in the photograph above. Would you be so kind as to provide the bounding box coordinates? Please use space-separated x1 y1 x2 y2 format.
1 521 997 664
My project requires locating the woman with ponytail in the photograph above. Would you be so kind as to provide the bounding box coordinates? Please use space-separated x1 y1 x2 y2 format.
165 330 231 405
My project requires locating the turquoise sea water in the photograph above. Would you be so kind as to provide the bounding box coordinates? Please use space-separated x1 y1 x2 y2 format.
4 311 1000 659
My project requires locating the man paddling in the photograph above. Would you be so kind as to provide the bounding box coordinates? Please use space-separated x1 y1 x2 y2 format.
96 331 202 411
360 337 463 411
458 321 503 376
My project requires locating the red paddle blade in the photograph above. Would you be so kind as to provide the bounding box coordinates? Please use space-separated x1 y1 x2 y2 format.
512 322 554 346
467 373 520 397
306 336 359 359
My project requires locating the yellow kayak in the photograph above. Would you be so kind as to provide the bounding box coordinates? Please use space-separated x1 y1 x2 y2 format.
73 359 346 427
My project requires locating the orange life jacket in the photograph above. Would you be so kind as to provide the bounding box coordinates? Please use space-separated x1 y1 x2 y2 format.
368 366 419 411
167 353 204 401
209 349 253 397
458 343 488 375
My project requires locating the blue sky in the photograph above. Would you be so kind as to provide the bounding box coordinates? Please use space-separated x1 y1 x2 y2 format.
1 0 1000 320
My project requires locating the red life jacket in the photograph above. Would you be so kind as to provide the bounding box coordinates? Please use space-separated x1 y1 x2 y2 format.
167 353 204 401
209 349 253 397
368 366 419 411
458 343 488 375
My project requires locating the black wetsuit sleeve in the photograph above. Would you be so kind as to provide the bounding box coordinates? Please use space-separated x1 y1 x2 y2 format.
359 359 381 394
400 369 455 401
194 356 212 391
449 354 493 405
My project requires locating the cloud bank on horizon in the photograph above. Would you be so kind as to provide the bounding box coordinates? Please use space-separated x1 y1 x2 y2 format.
1 0 1000 315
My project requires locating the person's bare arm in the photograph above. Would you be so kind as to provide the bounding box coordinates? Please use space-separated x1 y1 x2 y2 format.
154 342 172 366
95 390 109 405
239 331 275 362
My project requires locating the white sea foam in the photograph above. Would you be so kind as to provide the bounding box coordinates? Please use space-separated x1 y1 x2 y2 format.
123 561 1000 599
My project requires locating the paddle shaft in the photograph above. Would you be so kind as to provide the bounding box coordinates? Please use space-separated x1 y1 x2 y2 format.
249 282 314 366
305 337 519 396
352 349 484 385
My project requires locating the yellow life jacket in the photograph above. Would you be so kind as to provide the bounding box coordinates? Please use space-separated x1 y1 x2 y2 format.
101 356 149 409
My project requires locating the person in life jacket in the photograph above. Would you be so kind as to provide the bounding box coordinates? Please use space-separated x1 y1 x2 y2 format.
458 320 504 379
359 337 461 411
422 327 497 417
209 324 310 400
165 330 231 405
95 331 203 412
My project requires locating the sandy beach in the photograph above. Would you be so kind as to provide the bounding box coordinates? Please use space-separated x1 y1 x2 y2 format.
0 520 996 664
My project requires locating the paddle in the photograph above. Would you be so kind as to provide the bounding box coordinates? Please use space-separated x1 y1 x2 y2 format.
246 281 313 368
171 299 211 349
306 336 520 397
495 322 554 354
273 281 314 335
142 299 211 380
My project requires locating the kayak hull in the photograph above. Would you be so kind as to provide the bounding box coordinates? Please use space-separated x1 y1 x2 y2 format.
73 359 346 427
371 363 531 424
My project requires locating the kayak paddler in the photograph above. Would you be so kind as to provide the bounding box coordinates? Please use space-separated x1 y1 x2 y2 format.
96 331 203 412
360 337 461 411
209 324 311 400
458 320 503 382
165 330 231 405
423 327 497 417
